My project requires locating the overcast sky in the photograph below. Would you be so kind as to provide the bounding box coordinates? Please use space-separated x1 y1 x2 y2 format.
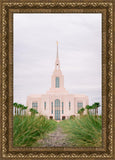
13 13 102 113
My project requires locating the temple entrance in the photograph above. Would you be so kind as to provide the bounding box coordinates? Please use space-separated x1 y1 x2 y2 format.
62 116 65 120
55 99 60 120
49 116 53 119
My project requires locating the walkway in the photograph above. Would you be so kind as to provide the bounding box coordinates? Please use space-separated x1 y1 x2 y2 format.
37 124 74 147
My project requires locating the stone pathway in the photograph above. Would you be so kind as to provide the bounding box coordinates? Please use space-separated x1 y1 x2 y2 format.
37 124 74 147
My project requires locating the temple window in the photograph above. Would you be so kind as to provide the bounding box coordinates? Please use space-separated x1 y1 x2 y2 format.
62 102 64 114
77 102 83 111
55 77 60 88
32 102 38 110
44 102 46 110
51 102 53 114
69 101 71 110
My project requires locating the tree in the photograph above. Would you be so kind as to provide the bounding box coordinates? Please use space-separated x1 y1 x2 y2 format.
23 106 28 115
30 108 38 116
86 105 92 115
20 104 28 115
13 103 28 116
16 103 20 115
18 104 23 115
21 104 25 115
70 115 76 120
92 102 100 116
13 102 18 116
78 108 85 117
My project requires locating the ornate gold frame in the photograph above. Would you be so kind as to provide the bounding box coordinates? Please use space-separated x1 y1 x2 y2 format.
0 0 114 159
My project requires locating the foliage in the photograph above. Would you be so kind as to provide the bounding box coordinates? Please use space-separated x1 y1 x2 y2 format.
92 102 100 116
13 102 28 116
78 107 85 116
59 115 102 147
86 105 92 110
13 102 18 115
86 102 100 116
70 115 76 120
92 102 100 108
86 105 92 114
13 115 57 147
30 108 38 116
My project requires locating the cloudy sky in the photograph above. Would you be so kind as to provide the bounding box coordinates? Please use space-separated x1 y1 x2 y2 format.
13 13 102 113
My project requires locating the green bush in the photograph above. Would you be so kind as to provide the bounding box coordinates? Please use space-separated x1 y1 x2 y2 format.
13 115 57 147
70 115 76 120
60 115 102 147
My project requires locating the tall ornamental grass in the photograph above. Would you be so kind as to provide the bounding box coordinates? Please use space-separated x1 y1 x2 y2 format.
13 115 57 147
60 115 102 147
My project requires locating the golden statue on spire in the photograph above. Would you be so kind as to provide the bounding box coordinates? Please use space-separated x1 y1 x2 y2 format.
57 41 58 46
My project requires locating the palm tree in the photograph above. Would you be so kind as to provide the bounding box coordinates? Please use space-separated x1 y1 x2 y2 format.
21 104 26 115
18 104 23 115
13 102 18 116
78 108 85 117
30 108 38 116
21 104 25 115
92 102 100 116
23 106 28 115
16 103 20 116
86 105 92 115
13 103 28 116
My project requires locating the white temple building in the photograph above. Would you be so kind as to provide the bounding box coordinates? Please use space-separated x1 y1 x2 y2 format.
26 42 89 120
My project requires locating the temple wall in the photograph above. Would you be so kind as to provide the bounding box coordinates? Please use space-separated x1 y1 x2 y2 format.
26 94 89 120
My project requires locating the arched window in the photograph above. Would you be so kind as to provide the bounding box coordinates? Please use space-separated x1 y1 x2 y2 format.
55 99 60 120
32 102 38 110
55 77 60 88
51 102 53 114
44 102 46 110
69 101 71 110
77 102 83 111
62 102 64 114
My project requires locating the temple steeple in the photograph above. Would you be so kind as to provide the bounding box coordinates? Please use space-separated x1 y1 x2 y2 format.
57 41 58 58
55 41 60 70
47 42 68 94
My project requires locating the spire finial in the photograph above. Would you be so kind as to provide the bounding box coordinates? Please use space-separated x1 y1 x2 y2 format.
57 41 58 45
55 41 60 70
56 41 58 58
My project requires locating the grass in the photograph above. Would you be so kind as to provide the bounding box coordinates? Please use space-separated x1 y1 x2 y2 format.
13 115 57 147
59 115 102 147
13 114 102 147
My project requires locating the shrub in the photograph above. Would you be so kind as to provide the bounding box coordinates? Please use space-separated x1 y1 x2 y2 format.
70 115 76 120
60 115 102 147
13 115 57 147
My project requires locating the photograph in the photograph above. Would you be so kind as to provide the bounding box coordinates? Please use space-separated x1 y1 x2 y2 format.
13 13 102 147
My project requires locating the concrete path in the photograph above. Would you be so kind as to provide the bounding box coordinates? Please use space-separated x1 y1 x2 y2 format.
37 124 74 147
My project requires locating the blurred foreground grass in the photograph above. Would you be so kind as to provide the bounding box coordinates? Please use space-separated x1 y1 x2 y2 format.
59 115 102 147
13 115 57 147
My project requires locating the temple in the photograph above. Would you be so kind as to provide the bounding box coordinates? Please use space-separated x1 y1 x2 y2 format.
26 42 89 120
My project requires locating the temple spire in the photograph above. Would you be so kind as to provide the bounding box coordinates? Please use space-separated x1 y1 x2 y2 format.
57 41 58 58
55 41 60 70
